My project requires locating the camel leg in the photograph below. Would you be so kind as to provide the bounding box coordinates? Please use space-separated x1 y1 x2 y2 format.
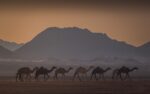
61 74 64 80
53 75 56 80
63 74 65 80
53 74 56 80
124 73 128 80
47 74 50 80
16 73 19 82
90 74 93 80
72 75 75 81
44 74 47 81
120 74 123 80
112 72 116 79
126 73 131 80
53 73 57 80
119 73 123 80
28 74 32 81
85 73 88 80
102 74 105 80
94 74 97 80
18 73 21 81
116 73 120 80
83 73 86 80
35 74 38 80
61 74 63 80
73 72 79 81
25 74 30 81
19 74 23 82
123 73 128 80
77 74 81 81
35 74 40 81
98 74 101 80
95 74 99 81
25 74 28 81
46 73 49 80
113 73 117 80
21 74 24 82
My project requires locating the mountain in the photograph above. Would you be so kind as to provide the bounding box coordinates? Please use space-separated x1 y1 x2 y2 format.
0 39 24 51
15 27 139 59
0 45 13 58
138 42 150 57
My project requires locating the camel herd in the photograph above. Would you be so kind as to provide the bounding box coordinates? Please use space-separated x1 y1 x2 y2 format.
16 66 138 82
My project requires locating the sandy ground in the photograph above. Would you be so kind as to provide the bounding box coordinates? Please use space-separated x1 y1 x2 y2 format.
0 79 149 94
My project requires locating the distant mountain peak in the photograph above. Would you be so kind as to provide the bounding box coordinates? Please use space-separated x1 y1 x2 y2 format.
139 41 150 48
32 27 93 42
16 27 143 59
0 39 24 51
0 45 13 58
43 27 91 33
37 27 110 40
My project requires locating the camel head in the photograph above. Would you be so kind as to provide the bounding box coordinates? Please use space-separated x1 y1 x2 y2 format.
86 66 94 72
105 67 111 72
52 66 57 69
68 67 73 70
33 67 39 71
89 66 94 69
30 67 39 73
132 67 138 71
66 67 73 73
107 67 111 70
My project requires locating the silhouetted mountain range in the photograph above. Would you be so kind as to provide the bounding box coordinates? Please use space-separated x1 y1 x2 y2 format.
0 39 23 51
14 27 150 59
0 45 13 58
138 42 150 57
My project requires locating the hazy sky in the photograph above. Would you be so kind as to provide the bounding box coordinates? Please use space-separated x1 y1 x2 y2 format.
0 1 150 46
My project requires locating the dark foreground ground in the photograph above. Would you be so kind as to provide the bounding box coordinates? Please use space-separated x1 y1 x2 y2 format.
0 79 150 94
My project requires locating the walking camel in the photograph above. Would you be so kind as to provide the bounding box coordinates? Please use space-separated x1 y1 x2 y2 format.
73 66 94 81
54 67 73 80
91 67 111 80
112 66 138 80
35 66 56 80
16 67 38 81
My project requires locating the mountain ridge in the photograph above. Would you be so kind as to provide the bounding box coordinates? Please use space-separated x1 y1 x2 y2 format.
15 27 149 59
0 45 13 58
0 39 24 51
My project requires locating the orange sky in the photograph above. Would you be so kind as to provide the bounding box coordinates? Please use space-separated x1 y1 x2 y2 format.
0 3 150 46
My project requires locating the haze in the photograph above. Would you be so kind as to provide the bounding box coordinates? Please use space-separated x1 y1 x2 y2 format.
0 1 150 46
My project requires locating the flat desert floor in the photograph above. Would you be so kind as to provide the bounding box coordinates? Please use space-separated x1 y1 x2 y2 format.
0 79 149 94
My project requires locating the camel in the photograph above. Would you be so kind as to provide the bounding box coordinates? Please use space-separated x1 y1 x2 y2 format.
16 67 38 82
112 68 120 80
35 66 56 80
112 66 138 80
91 67 111 80
54 67 73 80
73 66 94 81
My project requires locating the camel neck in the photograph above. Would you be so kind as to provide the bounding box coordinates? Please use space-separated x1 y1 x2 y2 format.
66 68 71 73
31 68 36 73
48 68 55 72
104 68 109 72
87 67 92 72
129 68 136 72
